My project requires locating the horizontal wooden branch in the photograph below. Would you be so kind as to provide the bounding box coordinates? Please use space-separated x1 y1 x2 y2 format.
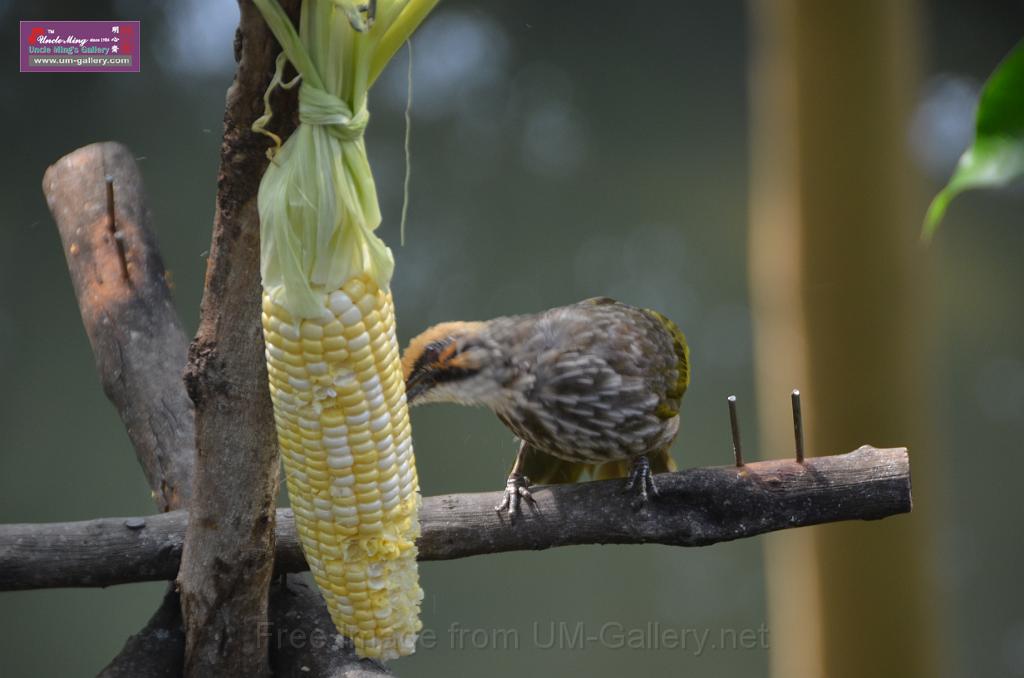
0 446 908 590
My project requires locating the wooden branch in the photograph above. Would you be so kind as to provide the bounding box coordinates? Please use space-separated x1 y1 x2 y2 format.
0 446 910 590
417 445 911 556
41 141 199 673
41 142 195 512
267 578 392 677
36 5 362 674
35 4 386 675
92 581 383 678
177 2 301 675
38 138 367 677
97 588 185 678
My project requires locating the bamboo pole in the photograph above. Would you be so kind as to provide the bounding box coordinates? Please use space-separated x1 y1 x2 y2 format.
748 2 942 677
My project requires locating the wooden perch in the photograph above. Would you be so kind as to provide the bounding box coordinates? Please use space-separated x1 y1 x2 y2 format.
415 444 910 556
176 1 300 676
42 142 194 512
0 445 910 591
35 3 375 670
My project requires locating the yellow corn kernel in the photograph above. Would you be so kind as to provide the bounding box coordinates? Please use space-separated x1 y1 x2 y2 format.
261 275 421 660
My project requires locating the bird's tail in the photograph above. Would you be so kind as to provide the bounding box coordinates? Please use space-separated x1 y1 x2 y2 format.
518 445 677 485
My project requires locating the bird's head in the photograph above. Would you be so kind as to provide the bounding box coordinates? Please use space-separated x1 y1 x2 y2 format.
401 321 512 408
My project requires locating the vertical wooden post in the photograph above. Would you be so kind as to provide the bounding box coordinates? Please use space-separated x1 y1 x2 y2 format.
749 1 941 677
177 2 300 675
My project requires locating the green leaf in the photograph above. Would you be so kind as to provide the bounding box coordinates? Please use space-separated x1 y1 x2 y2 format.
923 40 1024 241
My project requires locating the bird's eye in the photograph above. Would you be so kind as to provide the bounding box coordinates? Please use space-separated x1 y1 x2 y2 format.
422 342 441 362
411 339 452 375
425 341 451 363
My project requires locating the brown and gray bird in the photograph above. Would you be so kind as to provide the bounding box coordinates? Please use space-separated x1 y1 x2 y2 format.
401 297 690 516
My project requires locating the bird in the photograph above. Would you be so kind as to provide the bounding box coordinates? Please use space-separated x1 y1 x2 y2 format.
400 297 690 517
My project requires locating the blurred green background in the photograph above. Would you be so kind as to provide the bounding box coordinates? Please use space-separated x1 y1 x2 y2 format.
1 1 1022 676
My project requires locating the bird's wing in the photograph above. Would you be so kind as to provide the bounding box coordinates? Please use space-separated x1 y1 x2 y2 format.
492 300 685 464
523 347 668 459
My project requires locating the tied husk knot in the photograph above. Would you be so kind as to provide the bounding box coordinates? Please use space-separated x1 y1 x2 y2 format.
298 83 370 143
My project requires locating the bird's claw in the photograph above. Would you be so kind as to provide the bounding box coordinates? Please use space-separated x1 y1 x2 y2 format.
495 472 534 519
624 456 659 508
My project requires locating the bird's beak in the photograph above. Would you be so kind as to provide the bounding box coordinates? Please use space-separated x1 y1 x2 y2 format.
404 370 431 405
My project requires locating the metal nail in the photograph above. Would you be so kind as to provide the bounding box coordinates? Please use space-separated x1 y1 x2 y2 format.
728 395 743 467
791 389 805 463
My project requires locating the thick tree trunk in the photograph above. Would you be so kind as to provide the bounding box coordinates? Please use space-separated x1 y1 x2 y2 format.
176 2 300 675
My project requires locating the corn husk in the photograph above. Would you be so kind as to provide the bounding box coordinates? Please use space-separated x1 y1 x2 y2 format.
253 0 437 317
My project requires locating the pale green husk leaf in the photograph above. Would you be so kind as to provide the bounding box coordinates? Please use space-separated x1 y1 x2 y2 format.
252 0 437 317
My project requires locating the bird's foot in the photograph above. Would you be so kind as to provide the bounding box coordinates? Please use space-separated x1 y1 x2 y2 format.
624 456 659 508
495 472 534 520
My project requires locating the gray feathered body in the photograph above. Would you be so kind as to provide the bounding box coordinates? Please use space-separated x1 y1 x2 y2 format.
484 298 689 464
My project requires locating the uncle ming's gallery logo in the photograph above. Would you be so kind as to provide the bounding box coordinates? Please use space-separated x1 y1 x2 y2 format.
20 21 140 73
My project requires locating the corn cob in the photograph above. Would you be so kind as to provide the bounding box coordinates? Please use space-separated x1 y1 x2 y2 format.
251 0 438 660
262 276 421 659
